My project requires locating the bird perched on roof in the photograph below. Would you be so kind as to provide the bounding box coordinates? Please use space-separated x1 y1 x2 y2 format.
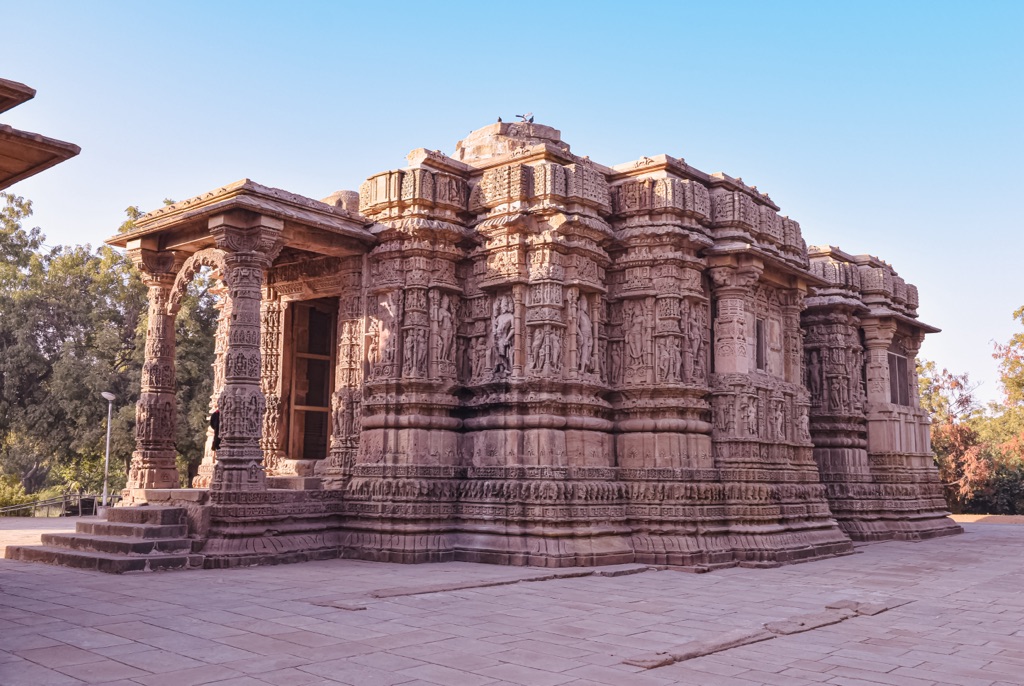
497 117 502 122
516 112 534 123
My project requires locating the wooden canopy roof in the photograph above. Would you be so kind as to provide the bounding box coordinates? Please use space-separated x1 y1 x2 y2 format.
0 78 80 191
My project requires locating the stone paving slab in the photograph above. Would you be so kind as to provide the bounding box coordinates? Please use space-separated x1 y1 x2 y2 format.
1 522 1023 685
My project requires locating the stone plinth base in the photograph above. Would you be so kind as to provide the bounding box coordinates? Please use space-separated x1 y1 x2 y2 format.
108 486 962 572
837 513 964 542
630 528 854 569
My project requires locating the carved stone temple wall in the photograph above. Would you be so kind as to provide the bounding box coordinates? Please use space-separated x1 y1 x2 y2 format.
108 121 959 570
803 247 961 541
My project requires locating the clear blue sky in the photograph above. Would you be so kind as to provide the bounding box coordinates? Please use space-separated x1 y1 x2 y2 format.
3 0 1022 404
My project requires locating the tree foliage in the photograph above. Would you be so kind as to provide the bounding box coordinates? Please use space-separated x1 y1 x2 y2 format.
919 307 1024 514
0 193 216 497
993 306 1024 407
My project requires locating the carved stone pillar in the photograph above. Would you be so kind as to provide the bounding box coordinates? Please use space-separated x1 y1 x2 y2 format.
904 331 926 410
708 263 762 374
402 283 429 380
259 294 287 474
209 212 284 492
126 248 184 498
862 320 897 409
780 290 805 386
322 283 364 486
511 283 527 378
194 280 231 488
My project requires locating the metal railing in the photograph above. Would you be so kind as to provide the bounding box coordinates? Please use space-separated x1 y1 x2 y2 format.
0 493 122 518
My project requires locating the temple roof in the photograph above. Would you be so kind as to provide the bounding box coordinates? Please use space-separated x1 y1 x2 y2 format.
0 78 80 191
106 179 375 257
0 78 35 114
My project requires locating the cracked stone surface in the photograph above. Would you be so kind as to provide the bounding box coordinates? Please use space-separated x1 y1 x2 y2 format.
1 518 1022 685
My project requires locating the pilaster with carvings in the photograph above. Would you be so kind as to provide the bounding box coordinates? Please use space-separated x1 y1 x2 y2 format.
125 247 186 497
861 319 897 409
194 279 231 488
259 292 287 475
208 212 284 493
126 249 185 497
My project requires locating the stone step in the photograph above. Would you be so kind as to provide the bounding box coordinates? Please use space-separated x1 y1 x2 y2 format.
41 533 192 556
5 545 203 574
106 506 187 526
76 520 188 539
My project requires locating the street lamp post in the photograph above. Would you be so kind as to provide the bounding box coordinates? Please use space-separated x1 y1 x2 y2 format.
100 392 116 509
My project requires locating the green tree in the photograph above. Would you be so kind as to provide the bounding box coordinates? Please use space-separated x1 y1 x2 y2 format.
172 270 217 485
994 306 1024 407
918 360 989 512
0 194 217 496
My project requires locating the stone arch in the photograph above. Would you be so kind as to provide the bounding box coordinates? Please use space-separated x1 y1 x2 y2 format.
167 248 229 316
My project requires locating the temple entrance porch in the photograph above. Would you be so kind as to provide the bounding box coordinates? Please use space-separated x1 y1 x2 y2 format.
108 181 374 501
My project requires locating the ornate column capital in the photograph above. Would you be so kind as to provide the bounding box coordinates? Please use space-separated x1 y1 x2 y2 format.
209 211 285 265
708 262 762 294
861 318 897 349
127 246 187 278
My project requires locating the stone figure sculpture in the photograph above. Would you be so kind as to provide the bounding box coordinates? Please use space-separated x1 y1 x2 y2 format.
493 294 514 375
625 301 645 368
807 349 822 401
438 294 455 362
577 294 593 372
379 293 399 365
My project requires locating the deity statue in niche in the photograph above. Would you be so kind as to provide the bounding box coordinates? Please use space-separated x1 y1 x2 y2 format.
668 336 681 380
437 293 455 362
828 376 842 411
378 292 401 365
550 327 562 368
797 407 811 440
689 307 707 381
403 329 419 377
492 294 514 375
366 318 380 364
609 343 622 384
332 392 355 439
531 325 562 373
714 397 734 434
530 326 544 371
772 400 785 439
577 294 593 372
657 337 681 382
742 398 758 436
415 328 428 375
472 336 488 380
624 300 646 368
807 349 822 401
657 338 670 381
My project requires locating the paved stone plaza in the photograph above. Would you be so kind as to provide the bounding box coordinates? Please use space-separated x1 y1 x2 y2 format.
1 519 1022 685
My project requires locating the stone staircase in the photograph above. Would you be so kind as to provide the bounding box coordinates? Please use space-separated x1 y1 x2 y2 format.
5 506 204 573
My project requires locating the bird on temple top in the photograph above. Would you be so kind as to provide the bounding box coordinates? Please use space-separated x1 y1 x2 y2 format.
497 117 502 122
516 113 534 123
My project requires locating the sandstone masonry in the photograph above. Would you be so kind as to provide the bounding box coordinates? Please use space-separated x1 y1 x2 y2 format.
10 121 959 573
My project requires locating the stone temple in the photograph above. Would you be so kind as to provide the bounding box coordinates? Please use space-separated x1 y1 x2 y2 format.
8 121 961 572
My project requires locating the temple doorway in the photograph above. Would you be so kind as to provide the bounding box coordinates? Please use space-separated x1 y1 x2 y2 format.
287 298 337 461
